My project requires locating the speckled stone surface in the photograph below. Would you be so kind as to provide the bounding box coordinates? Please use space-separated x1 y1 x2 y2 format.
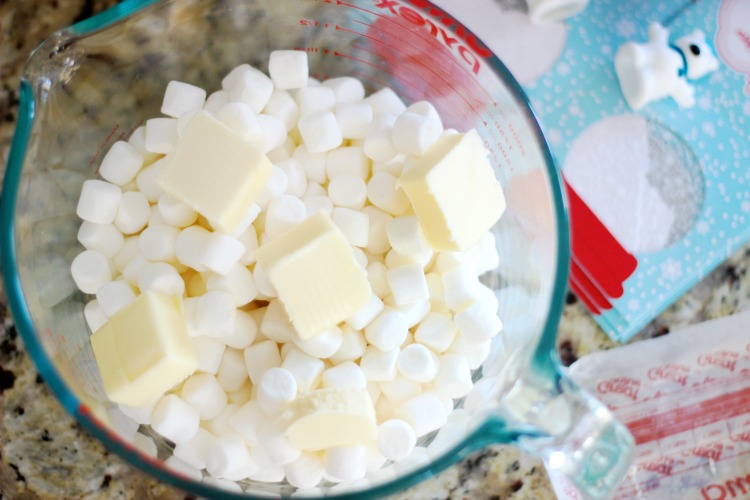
0 1 748 499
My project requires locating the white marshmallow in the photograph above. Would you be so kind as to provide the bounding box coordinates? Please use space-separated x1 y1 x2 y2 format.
161 80 206 118
364 307 408 352
176 109 200 136
293 325 343 359
367 172 409 216
204 89 230 112
322 361 367 390
372 154 406 177
205 266 256 307
198 232 245 275
77 179 122 224
295 86 336 117
361 206 392 256
217 309 257 350
121 255 148 286
127 125 161 165
257 114 287 153
249 447 286 483
95 280 136 317
110 236 138 274
406 100 442 124
326 145 370 179
454 302 502 344
138 224 179 262
255 165 289 209
328 175 367 210
228 400 265 447
398 392 447 437
328 325 368 365
351 247 369 269
281 348 325 392
323 77 366 104
302 195 334 219
135 158 166 202
285 452 325 489
386 216 431 257
448 335 492 369
345 292 384 330
117 398 158 426
331 207 369 247
425 273 446 306
393 298 431 331
377 419 416 461
433 353 473 399
364 88 406 115
397 343 439 383
257 367 297 414
84 300 108 332
471 231 499 275
214 102 262 143
252 263 277 298
298 111 343 153
145 117 178 154
244 340 281 385
71 249 112 294
391 112 442 156
414 312 456 353
386 264 429 305
293 145 328 184
227 66 274 113
137 262 185 296
180 372 228 420
366 261 391 299
174 225 210 271
206 433 255 480
114 191 150 235
335 102 373 140
78 221 124 258
379 375 422 405
258 417 302 465
99 141 144 186
277 159 307 198
269 50 309 90
150 394 200 444
264 89 300 131
264 195 307 239
236 224 259 266
325 446 368 482
359 346 400 382
173 427 215 469
192 336 226 374
364 113 398 162
217 347 249 392
442 265 480 311
193 290 236 337
260 298 295 343
432 251 467 273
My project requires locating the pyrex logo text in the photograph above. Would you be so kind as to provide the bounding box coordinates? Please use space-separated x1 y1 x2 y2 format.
702 474 750 499
373 0 492 75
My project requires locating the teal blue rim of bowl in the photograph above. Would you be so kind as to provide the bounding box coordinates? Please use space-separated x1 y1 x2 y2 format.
0 1 570 498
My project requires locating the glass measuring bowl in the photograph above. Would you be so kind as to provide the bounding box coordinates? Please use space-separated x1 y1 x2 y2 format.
0 0 633 497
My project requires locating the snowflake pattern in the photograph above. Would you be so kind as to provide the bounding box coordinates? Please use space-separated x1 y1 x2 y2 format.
660 258 683 282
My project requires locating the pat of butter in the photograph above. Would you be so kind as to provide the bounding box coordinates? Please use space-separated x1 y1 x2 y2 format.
158 111 272 234
398 129 505 251
255 211 371 340
284 388 377 451
90 291 197 407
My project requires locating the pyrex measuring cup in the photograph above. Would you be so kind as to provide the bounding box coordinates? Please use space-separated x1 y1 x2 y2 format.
0 0 634 497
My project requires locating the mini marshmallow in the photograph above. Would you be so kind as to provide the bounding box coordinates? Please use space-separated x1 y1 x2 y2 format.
77 180 122 224
365 307 408 352
293 145 328 184
258 417 302 465
406 100 442 124
276 159 307 198
322 361 367 390
99 141 144 186
213 101 262 144
303 195 334 218
135 158 166 202
285 452 325 489
71 249 112 294
364 113 398 163
137 262 185 296
335 102 373 140
391 298 431 329
398 392 447 437
293 325 343 359
397 343 439 383
281 348 325 392
77 221 124 258
325 445 368 482
448 335 492 370
145 117 178 154
112 236 139 273
425 273 446 305
204 267 256 308
433 353 473 399
252 263 277 298
366 261 391 299
264 89 300 131
327 145 370 179
323 77 366 104
176 109 200 136
121 255 149 287
264 195 307 239
95 280 135 318
255 165 289 209
391 112 442 156
345 292 384 330
173 427 215 469
227 66 274 113
193 290 236 337
217 310 256 350
377 419 416 461
471 231 499 275
175 225 210 271
367 172 409 216
298 112 342 153
204 89 229 112
303 181 326 198
127 126 161 165
228 381 253 405
328 175 367 209
249 446 287 483
114 191 150 235
84 300 108 332
192 336 226 374
269 50 308 90
331 207 369 247
386 264 429 305
295 86 336 117
150 394 201 444
328 326 368 365
372 154 406 177
379 375 422 405
236 225 260 267
228 400 265 447
359 346 400 382
442 264 481 311
386 216 431 256
198 232 245 276
257 114 287 153
351 247 368 269
362 206 393 256
206 433 255 479
180 372 228 420
364 88 406 115
261 299 295 343
217 347 249 392
414 312 456 353
138 224 179 262
244 340 282 385
257 367 297 414
454 301 502 344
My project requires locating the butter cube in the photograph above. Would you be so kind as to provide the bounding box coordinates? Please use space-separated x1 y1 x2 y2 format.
158 111 272 234
255 211 371 340
398 129 505 251
90 291 197 407
284 388 377 451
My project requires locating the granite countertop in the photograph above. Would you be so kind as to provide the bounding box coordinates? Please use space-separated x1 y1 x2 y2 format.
1 1 749 499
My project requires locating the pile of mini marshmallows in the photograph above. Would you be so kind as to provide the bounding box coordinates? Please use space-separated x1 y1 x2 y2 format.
71 50 502 489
